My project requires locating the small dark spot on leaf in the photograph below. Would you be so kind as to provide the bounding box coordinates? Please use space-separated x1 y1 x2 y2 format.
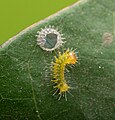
102 32 113 46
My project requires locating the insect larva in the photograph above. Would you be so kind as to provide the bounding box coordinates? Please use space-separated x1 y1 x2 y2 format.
51 49 78 100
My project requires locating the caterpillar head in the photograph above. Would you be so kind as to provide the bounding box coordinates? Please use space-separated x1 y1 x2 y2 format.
67 51 77 64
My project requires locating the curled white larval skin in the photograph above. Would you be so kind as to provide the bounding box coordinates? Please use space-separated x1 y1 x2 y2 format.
36 25 65 51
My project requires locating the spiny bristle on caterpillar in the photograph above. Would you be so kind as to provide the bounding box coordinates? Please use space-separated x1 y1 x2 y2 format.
51 49 78 100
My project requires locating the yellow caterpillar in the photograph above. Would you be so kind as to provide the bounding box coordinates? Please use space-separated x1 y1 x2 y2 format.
51 49 78 100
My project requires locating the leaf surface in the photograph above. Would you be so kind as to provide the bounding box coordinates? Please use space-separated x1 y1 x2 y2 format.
0 0 115 119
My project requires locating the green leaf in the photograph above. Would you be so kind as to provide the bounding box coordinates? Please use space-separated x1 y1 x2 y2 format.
0 0 115 119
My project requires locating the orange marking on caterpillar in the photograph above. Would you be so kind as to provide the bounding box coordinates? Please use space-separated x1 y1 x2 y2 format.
51 49 78 100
